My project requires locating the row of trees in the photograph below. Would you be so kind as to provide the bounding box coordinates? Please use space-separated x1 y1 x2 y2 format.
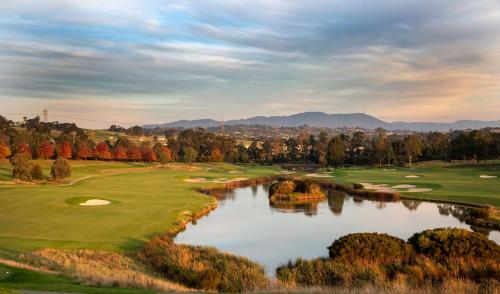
1 116 498 167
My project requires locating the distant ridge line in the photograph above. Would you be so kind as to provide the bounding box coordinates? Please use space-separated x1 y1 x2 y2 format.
144 112 499 132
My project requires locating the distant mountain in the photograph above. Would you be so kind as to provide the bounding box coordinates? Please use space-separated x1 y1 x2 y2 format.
144 112 499 131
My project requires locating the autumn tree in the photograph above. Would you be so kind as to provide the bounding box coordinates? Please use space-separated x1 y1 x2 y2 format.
95 142 112 160
113 146 128 161
127 144 142 161
141 146 157 162
16 142 32 158
207 148 224 162
37 141 54 159
57 141 73 159
76 141 93 160
10 153 33 181
0 143 12 160
326 136 345 169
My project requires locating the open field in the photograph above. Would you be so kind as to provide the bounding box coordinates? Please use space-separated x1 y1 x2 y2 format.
327 165 500 207
0 160 279 259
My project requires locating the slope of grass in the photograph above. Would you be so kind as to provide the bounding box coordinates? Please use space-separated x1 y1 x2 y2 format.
327 164 500 207
0 264 155 294
0 160 279 259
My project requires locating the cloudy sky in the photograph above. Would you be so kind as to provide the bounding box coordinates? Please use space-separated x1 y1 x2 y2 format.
1 0 499 128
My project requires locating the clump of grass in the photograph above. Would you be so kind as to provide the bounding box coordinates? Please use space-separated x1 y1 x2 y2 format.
139 236 270 292
22 249 188 292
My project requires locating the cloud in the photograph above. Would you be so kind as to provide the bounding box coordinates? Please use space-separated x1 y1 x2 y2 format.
0 0 499 126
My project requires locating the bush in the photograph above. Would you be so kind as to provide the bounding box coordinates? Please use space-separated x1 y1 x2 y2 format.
353 182 363 189
139 237 269 292
10 153 33 181
328 233 413 262
269 180 295 196
408 228 499 260
31 163 44 180
51 157 71 180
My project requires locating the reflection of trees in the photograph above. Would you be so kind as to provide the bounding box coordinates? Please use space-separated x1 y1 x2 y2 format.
437 204 492 236
327 191 346 215
352 197 364 205
251 185 258 196
402 200 421 211
376 201 387 209
269 201 320 216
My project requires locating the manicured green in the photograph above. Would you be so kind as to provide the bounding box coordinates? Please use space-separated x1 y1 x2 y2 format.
0 264 154 294
0 160 279 259
326 165 500 207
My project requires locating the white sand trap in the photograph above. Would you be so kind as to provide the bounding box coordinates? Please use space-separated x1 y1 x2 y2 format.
392 184 416 189
360 183 397 193
405 175 421 178
228 171 241 174
276 170 296 174
480 175 497 179
184 177 249 183
305 173 333 178
80 199 111 206
406 188 433 193
382 169 396 171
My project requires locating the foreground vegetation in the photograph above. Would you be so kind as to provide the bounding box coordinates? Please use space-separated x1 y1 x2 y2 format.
277 229 500 292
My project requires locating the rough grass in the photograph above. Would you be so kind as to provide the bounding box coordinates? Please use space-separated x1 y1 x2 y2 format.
140 237 270 292
0 160 279 259
21 249 188 292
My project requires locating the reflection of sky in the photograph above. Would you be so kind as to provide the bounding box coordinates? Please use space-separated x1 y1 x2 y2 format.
175 185 500 275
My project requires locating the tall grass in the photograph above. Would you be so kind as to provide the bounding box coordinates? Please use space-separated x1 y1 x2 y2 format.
22 249 189 292
139 236 270 292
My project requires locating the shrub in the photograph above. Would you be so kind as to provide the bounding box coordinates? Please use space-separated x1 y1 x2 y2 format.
139 237 269 292
353 182 363 189
408 228 500 260
328 233 413 262
269 180 295 196
51 157 71 180
10 153 33 181
31 163 44 180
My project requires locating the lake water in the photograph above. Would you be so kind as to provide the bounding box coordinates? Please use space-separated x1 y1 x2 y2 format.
175 184 500 275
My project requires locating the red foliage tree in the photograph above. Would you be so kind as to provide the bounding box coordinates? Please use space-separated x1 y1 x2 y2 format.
37 141 54 159
57 141 73 159
17 142 32 158
76 142 93 160
127 144 142 161
159 146 173 161
0 143 12 160
95 142 112 160
207 148 224 162
113 146 128 161
141 146 157 162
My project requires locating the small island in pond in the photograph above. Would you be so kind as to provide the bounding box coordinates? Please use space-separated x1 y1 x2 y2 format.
269 179 326 203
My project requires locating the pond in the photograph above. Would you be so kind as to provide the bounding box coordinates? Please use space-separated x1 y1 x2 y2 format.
175 184 500 275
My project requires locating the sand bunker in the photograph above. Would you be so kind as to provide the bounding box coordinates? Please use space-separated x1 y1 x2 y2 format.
184 177 249 184
479 175 497 179
276 170 297 175
382 169 396 171
228 171 241 174
392 184 416 189
79 199 111 206
406 188 433 193
405 175 421 178
361 182 432 193
305 173 333 178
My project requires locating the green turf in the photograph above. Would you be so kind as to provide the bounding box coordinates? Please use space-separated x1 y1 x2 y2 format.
0 264 154 293
325 164 500 207
0 160 279 259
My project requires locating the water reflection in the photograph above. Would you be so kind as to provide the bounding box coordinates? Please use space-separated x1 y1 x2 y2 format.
176 184 499 275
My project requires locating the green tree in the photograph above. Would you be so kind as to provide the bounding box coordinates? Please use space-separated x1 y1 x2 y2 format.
51 157 71 180
180 147 198 163
326 136 344 169
402 134 423 166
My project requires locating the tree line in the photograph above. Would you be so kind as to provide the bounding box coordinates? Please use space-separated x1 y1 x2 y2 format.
0 116 498 168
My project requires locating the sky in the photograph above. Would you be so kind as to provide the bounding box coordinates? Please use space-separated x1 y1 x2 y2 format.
1 0 500 128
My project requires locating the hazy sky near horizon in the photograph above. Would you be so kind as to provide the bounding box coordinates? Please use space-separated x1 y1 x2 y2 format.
1 0 500 128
